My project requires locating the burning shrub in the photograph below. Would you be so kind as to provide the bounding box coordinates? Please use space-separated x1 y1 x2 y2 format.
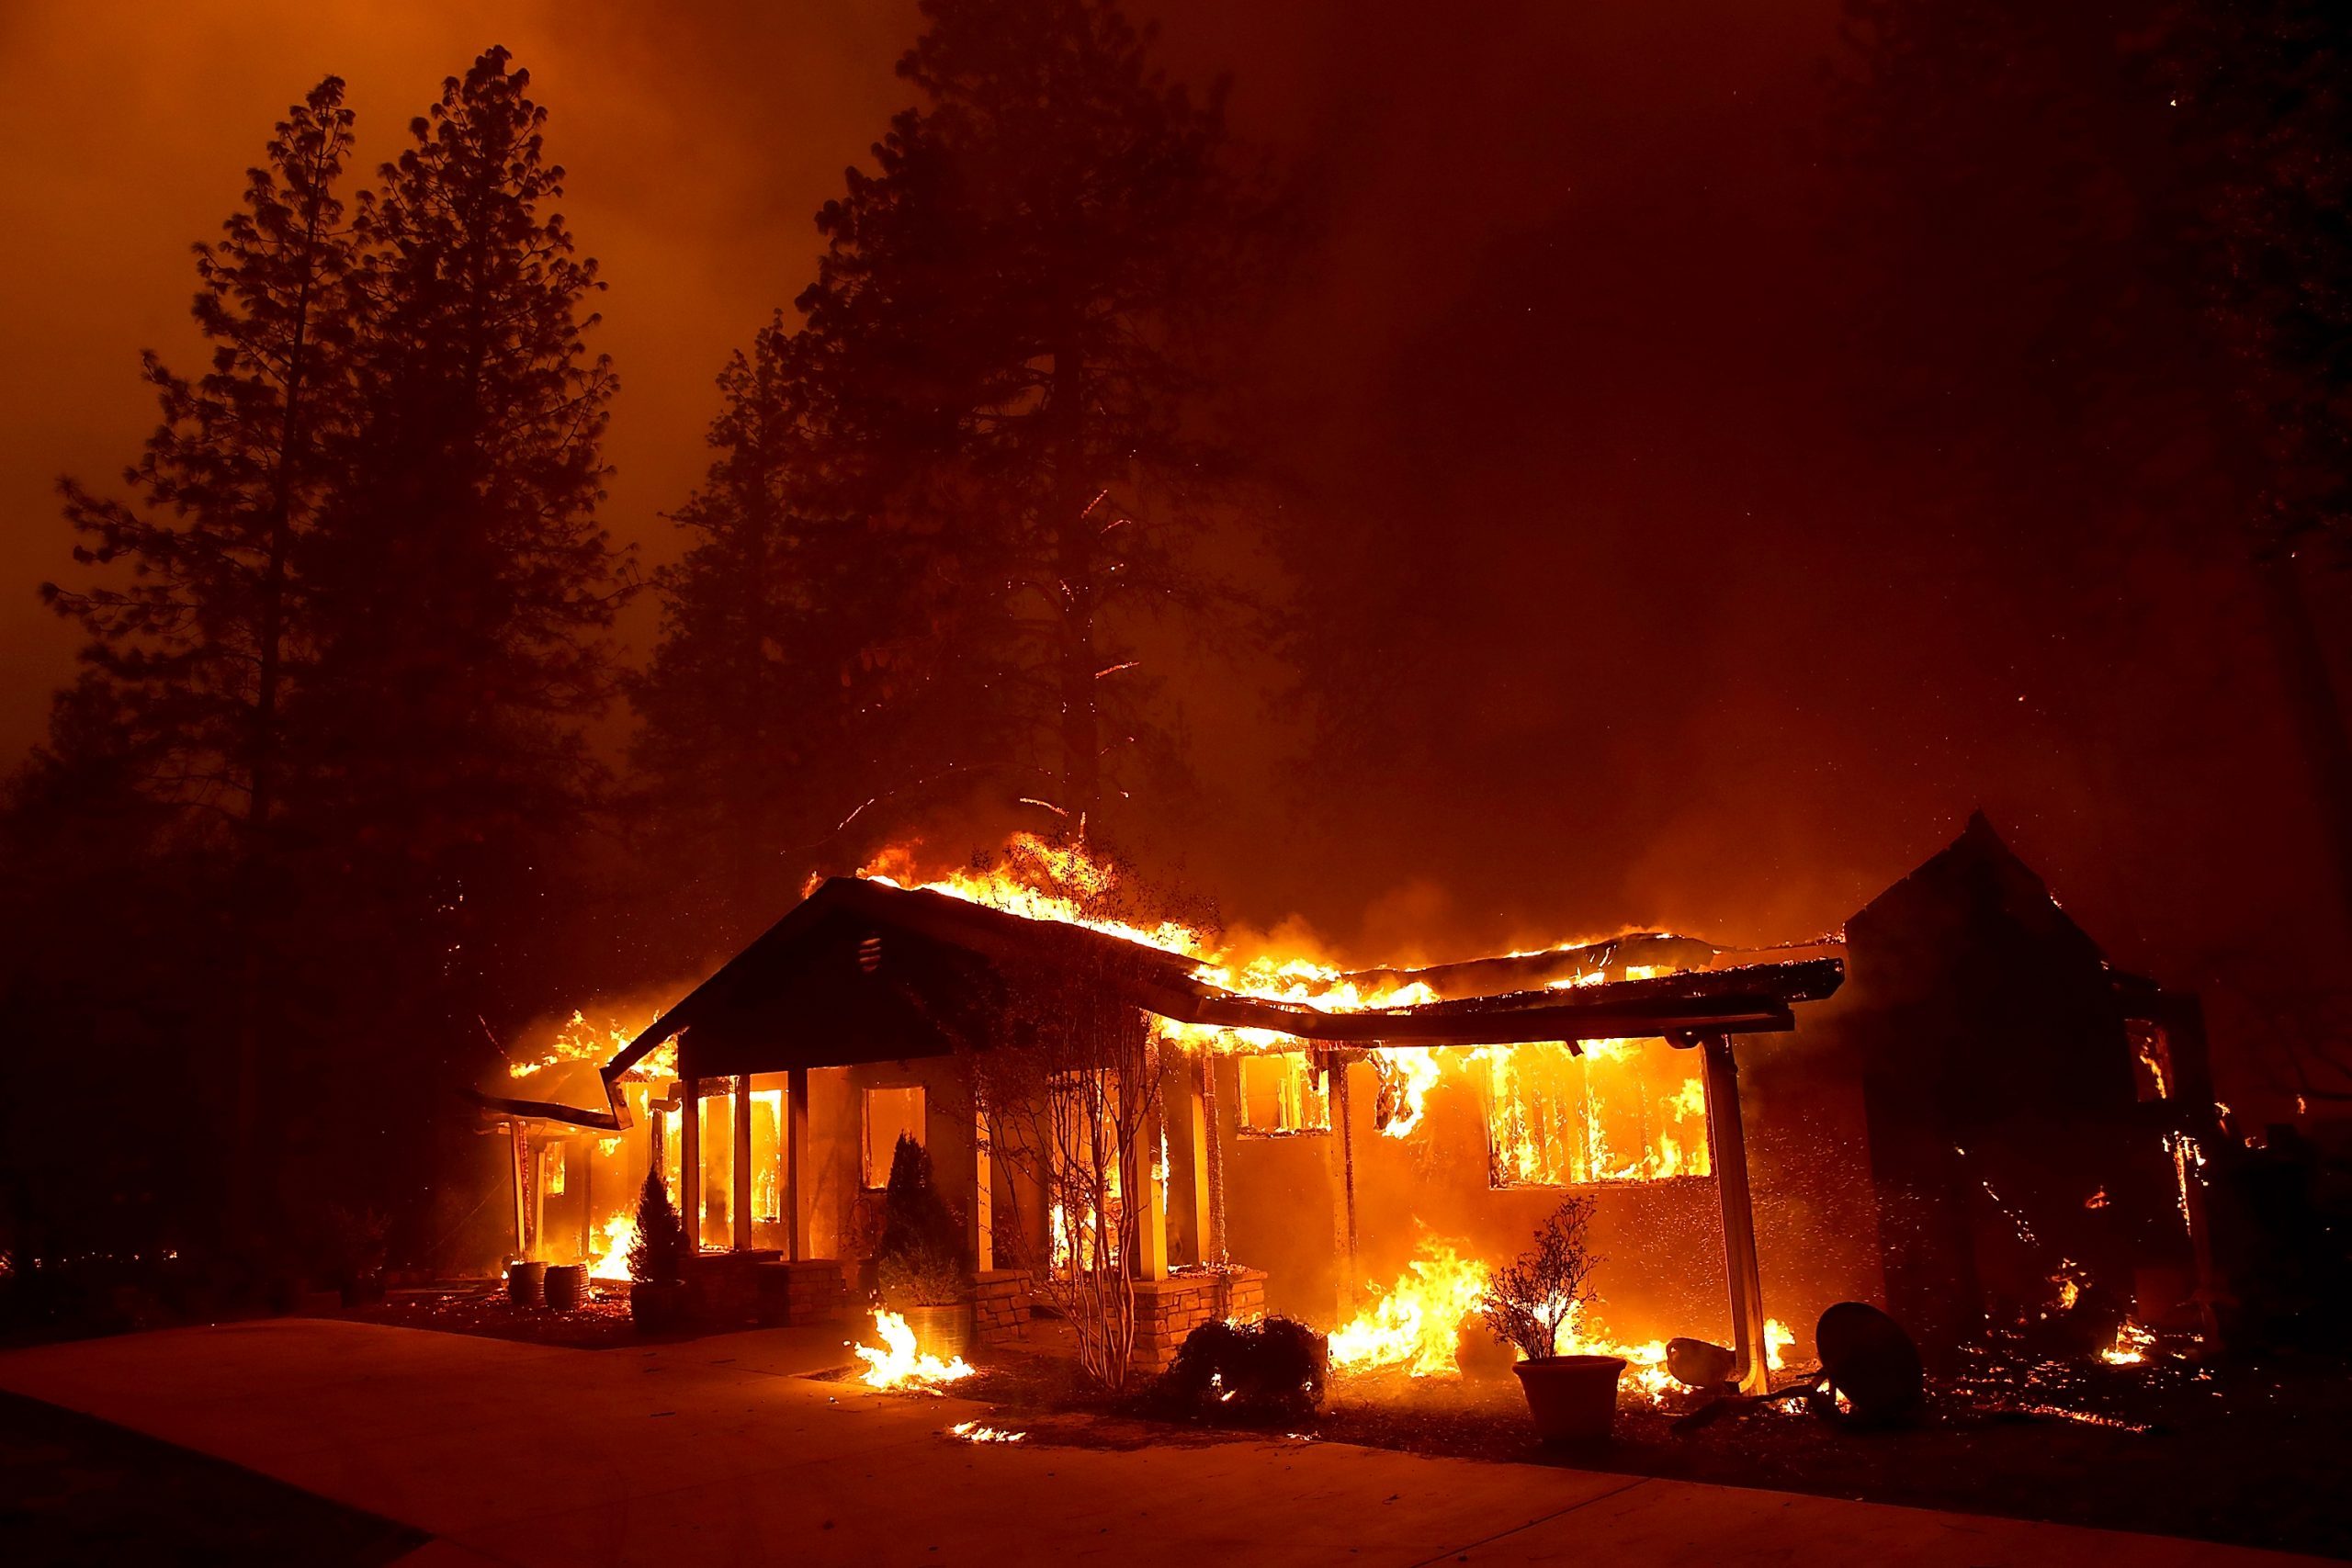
1479 1195 1600 1359
1159 1316 1329 1422
626 1171 686 1285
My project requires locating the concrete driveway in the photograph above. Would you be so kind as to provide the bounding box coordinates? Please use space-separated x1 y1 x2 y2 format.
0 1318 2322 1567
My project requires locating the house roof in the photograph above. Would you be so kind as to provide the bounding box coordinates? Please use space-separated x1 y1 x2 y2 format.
478 874 1845 1132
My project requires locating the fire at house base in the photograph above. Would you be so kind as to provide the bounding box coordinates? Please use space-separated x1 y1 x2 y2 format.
478 813 2217 1404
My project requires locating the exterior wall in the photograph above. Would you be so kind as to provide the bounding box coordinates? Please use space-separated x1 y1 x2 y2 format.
807 1056 982 1273
1215 1041 1885 1368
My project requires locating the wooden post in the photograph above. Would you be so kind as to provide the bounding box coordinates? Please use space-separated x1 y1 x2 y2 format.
1331 1054 1358 1274
1161 1055 1214 1268
786 1066 810 1261
530 1145 548 1263
680 1075 702 1254
1700 1033 1770 1394
1200 1056 1228 1265
732 1076 753 1251
508 1122 530 1260
1124 1081 1169 1281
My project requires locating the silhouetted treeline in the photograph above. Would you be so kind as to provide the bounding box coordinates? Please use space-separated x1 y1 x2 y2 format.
0 0 1274 1295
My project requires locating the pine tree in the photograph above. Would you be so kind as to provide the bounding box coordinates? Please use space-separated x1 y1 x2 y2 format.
630 314 1021 926
301 47 627 1035
47 73 356 838
628 320 839 926
797 0 1263 832
44 75 358 1228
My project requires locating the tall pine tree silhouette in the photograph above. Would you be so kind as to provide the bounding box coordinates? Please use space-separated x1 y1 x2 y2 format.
797 0 1265 834
300 48 628 1167
46 75 358 1227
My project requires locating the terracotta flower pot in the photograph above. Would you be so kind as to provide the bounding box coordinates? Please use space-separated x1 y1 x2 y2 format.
1513 1354 1625 1443
505 1259 548 1308
544 1264 589 1313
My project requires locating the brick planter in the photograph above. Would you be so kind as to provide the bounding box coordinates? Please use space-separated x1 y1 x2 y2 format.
681 1249 780 1329
754 1258 849 1327
969 1269 1033 1346
1128 1265 1269 1375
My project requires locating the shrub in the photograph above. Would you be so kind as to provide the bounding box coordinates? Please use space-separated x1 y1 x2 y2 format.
1159 1316 1329 1422
627 1171 686 1285
1480 1195 1600 1359
873 1134 967 1303
876 1235 967 1306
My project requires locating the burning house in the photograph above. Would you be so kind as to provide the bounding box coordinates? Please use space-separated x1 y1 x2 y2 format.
480 814 2212 1388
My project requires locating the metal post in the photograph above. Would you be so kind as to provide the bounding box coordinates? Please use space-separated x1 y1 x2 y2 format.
1700 1033 1770 1393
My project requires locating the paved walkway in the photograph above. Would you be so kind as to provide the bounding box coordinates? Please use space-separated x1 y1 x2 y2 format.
0 1319 2322 1567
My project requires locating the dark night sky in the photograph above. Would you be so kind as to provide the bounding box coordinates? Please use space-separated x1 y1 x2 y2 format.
5 2 2344 1100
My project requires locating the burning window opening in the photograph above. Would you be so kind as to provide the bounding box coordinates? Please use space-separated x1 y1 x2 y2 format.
864 1085 926 1189
1482 1037 1712 1188
1237 1052 1329 1135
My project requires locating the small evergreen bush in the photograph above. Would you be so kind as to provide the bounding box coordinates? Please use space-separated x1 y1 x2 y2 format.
627 1171 687 1285
1159 1315 1329 1422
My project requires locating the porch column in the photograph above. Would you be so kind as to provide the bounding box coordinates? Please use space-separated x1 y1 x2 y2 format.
508 1122 531 1259
1331 1054 1358 1273
1124 1088 1169 1281
971 1107 994 1270
679 1074 702 1253
1699 1033 1770 1394
732 1075 753 1251
786 1066 810 1260
1161 1054 1214 1268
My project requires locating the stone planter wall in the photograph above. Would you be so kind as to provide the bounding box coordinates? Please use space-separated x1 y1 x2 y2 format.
1128 1265 1270 1375
969 1269 1032 1346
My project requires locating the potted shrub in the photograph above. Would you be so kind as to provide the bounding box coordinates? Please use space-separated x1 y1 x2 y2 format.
627 1171 690 1331
873 1134 972 1362
1481 1195 1623 1443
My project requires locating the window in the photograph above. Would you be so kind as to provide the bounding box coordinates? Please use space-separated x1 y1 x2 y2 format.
1237 1053 1329 1135
863 1085 926 1188
1484 1038 1710 1187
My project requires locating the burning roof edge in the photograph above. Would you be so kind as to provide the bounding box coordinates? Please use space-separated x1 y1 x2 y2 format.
476 877 1845 1131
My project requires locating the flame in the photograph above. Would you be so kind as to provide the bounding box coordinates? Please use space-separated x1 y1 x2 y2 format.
506 1008 675 1083
1326 1235 1752 1404
1328 1238 1490 1376
854 1308 976 1392
588 1213 636 1282
862 836 1453 1050
948 1420 1024 1443
2101 1321 2156 1366
1370 1045 1442 1138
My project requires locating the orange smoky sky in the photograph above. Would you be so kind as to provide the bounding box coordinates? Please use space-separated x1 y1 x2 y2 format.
3 0 2346 1107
